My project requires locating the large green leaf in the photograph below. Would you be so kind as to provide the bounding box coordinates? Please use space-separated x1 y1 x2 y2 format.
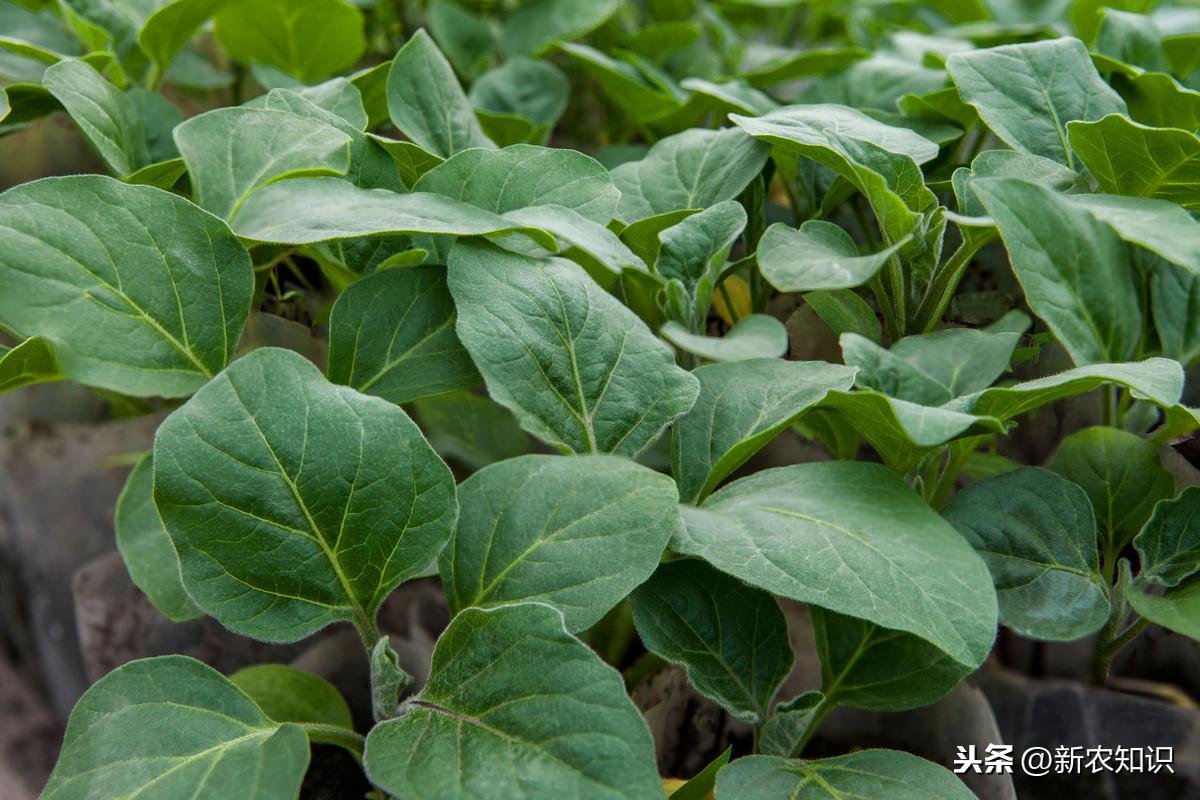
387 29 494 158
441 454 677 631
175 107 352 219
229 177 556 247
0 336 61 394
630 559 793 723
1051 426 1174 554
660 315 788 363
972 177 1140 365
503 0 619 57
153 347 458 642
1065 193 1200 275
1135 486 1200 587
673 462 997 669
733 104 939 165
42 656 309 799
115 453 202 623
812 608 969 711
0 175 253 397
1068 114 1200 212
326 266 479 405
42 59 148 177
611 127 770 223
672 359 856 504
944 467 1109 641
448 241 699 457
214 0 365 82
758 220 905 292
363 603 662 800
1126 577 1200 641
413 144 618 224
715 751 975 800
946 37 1126 167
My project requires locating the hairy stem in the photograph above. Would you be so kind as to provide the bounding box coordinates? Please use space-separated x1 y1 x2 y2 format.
299 723 367 762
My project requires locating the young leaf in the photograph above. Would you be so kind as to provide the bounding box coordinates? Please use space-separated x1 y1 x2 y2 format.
842 334 955 406
502 0 619 57
943 467 1110 641
655 200 746 323
1153 260 1200 365
1065 193 1200 275
812 608 971 710
174 107 353 219
42 656 309 799
153 347 458 642
805 289 883 343
115 453 202 623
387 29 494 159
41 59 148 177
630 559 793 723
429 0 495 79
1068 114 1200 212
470 57 569 144
734 104 939 164
441 454 678 631
758 692 824 758
0 336 61 394
229 177 556 248
556 42 688 128
1051 426 1174 552
0 175 253 397
371 637 411 722
1133 486 1200 587
714 751 975 799
972 178 1140 366
660 315 788 363
673 462 998 670
138 0 232 82
448 241 699 457
671 359 857 503
412 391 529 471
1126 577 1200 641
758 220 905 292
231 664 354 729
946 37 1126 167
214 0 365 83
668 747 733 800
413 144 619 224
611 126 770 223
363 603 662 800
326 266 480 405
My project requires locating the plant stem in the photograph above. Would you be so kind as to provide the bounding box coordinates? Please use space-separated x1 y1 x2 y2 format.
869 276 900 344
1091 565 1144 685
788 697 834 757
913 232 995 333
298 723 367 761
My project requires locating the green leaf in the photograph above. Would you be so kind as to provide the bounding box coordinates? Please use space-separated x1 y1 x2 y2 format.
139 0 232 81
946 37 1127 167
740 44 868 87
1153 261 1200 366
414 144 618 224
655 200 746 323
1067 114 1200 212
363 603 662 800
326 266 479 405
1065 193 1200 275
1117 71 1200 130
673 462 998 669
41 59 147 177
0 86 8 123
232 664 353 729
758 220 905 293
441 454 678 631
175 107 352 220
714 751 976 800
630 559 792 723
153 347 458 642
758 692 824 758
681 77 778 116
370 637 411 722
229 177 556 248
503 0 619 57
214 0 365 83
660 315 788 363
949 358 1185 419
448 241 699 457
387 29 494 159
0 175 253 397
115 453 202 623
42 656 309 800
1134 486 1200 587
842 334 954 406
734 103 939 165
672 359 856 504
805 289 882 343
611 126 770 223
411 390 529 471
669 747 732 800
972 177 1140 366
0 336 62 394
812 608 970 710
943 467 1109 641
470 57 569 144
556 42 688 127
502 205 646 284
1051 426 1174 552
1126 577 1200 641
428 0 494 79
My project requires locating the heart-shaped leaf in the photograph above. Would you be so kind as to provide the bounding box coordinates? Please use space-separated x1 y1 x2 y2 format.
1135 486 1200 587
